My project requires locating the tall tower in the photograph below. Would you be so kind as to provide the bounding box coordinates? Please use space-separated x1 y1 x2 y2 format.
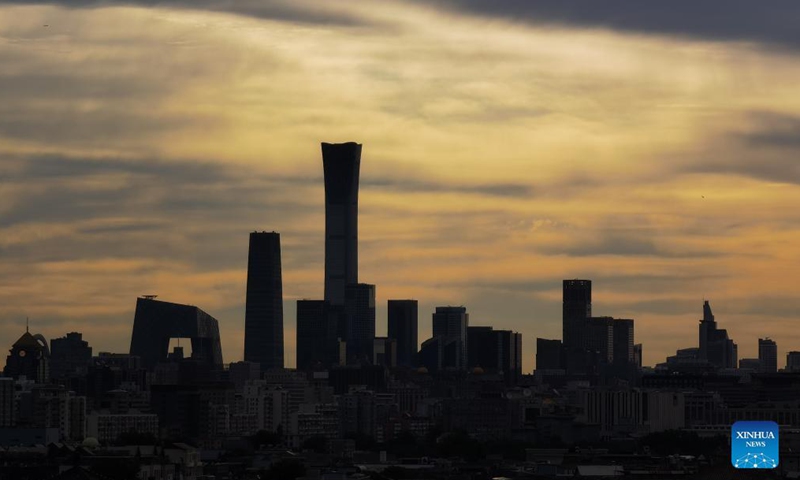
322 142 361 306
562 279 592 350
388 300 419 368
244 231 284 370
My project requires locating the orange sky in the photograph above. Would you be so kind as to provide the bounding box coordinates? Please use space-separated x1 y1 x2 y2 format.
2 1 800 371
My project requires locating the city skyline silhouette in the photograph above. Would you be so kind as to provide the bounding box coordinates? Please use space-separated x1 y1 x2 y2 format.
1 2 800 374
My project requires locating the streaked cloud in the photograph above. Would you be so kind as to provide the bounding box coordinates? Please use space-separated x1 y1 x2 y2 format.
0 1 799 370
420 0 800 50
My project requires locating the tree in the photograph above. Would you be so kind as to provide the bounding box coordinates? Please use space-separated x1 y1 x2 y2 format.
90 458 140 480
381 466 413 479
250 429 282 448
116 430 158 446
641 430 726 456
263 459 305 480
435 430 483 459
301 435 328 453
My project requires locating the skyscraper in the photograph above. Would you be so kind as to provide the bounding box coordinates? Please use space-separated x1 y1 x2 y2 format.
587 317 614 365
698 300 715 361
344 283 376 363
387 299 418 367
130 297 224 370
373 337 397 368
758 338 778 373
244 231 284 370
786 351 800 372
432 306 469 369
698 300 737 369
633 344 643 368
612 319 635 366
563 279 592 351
536 338 563 371
296 300 339 370
466 326 522 382
322 142 361 306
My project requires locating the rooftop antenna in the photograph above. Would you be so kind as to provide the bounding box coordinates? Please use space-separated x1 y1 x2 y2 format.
26 316 29 333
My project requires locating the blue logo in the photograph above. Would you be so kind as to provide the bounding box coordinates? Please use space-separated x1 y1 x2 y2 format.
731 421 779 469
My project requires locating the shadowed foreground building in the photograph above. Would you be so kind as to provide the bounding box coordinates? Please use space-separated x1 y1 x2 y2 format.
432 306 469 369
787 351 800 372
467 326 522 382
50 332 92 380
563 279 592 373
344 283 376 363
536 338 564 371
759 337 777 373
296 300 340 370
4 328 50 383
698 300 737 369
244 231 284 370
563 279 592 352
129 297 223 370
322 142 361 307
387 299 418 367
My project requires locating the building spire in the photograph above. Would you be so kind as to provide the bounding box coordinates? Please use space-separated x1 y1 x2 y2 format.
26 316 29 333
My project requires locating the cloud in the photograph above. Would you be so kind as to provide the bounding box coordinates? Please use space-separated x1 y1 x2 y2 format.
363 175 534 198
740 111 800 150
0 0 377 28
8 0 800 51
1 2 800 370
677 111 800 186
420 0 800 50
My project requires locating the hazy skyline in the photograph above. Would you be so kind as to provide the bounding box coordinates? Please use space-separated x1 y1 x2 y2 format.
2 1 800 371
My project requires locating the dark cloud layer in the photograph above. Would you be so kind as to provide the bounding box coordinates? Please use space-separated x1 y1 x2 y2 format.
0 0 374 27
363 176 534 198
6 0 800 49
682 111 800 185
741 111 800 149
423 0 800 50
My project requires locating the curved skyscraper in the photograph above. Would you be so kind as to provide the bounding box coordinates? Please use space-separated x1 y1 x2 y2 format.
244 231 284 370
322 142 361 306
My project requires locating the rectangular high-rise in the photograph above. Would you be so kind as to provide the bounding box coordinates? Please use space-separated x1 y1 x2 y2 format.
563 279 592 373
563 280 591 351
432 306 469 369
758 338 778 373
296 300 339 371
536 338 563 371
612 319 635 366
373 337 397 368
387 300 418 368
587 317 614 364
244 231 284 370
322 142 361 306
50 332 92 379
467 326 522 382
345 283 376 363
786 351 800 371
